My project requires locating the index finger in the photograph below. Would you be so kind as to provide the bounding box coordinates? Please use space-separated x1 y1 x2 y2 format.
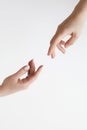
48 33 64 57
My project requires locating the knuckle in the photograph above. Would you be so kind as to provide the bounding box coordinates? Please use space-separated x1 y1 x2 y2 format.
57 24 67 33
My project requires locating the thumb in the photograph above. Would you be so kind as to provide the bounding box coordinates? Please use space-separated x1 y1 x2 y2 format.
13 65 29 79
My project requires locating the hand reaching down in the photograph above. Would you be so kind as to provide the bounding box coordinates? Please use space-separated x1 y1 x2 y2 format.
48 0 87 58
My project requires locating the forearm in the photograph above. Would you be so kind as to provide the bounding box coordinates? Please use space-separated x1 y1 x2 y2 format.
72 0 87 22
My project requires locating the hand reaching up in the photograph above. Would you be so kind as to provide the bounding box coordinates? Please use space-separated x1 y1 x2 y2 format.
0 60 43 96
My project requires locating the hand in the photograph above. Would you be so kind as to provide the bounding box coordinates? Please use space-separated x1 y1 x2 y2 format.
48 10 85 58
0 60 43 96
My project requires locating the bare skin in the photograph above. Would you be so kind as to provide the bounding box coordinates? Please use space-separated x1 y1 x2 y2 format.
48 0 87 58
0 59 43 96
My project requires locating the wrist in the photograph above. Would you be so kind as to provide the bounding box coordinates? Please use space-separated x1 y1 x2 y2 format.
72 0 87 23
0 84 8 97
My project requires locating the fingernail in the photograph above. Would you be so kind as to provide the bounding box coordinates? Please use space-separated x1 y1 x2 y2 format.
24 65 29 71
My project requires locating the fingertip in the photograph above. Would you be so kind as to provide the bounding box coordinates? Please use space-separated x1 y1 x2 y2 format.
29 59 34 65
61 50 66 54
47 48 51 56
51 54 55 59
48 48 56 59
41 65 44 67
47 52 52 58
36 65 43 73
48 44 54 55
39 65 44 70
47 53 54 59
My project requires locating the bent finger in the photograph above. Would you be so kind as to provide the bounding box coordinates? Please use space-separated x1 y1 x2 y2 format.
57 40 66 54
28 59 35 75
22 65 43 84
65 34 77 48
48 32 66 57
13 65 29 79
48 33 60 56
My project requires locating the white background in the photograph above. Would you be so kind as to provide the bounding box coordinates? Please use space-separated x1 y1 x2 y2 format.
0 0 87 130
